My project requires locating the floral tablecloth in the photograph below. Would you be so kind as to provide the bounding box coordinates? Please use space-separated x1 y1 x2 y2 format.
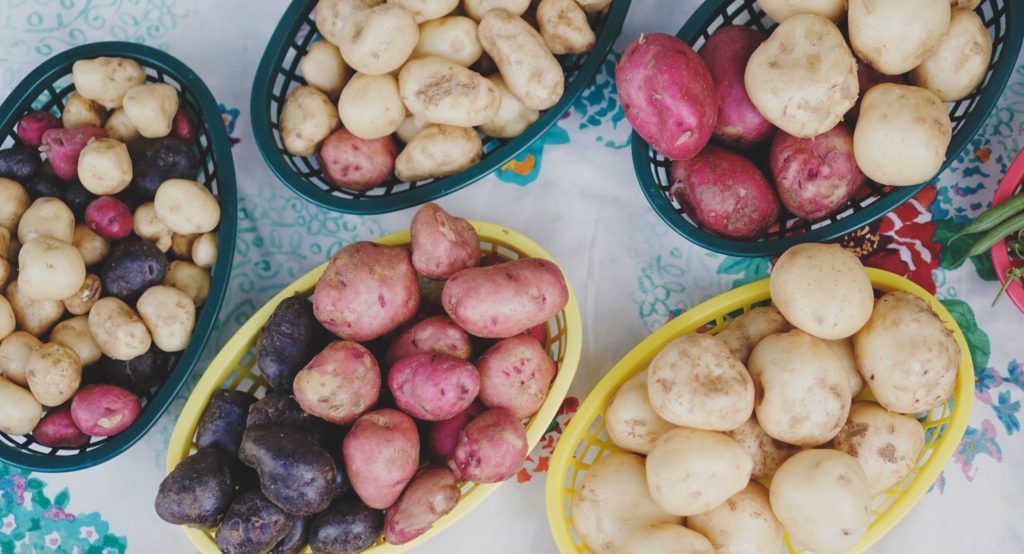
1 1 1023 552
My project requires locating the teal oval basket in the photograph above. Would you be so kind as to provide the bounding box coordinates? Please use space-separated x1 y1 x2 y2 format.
0 42 237 472
251 0 630 214
634 0 1023 258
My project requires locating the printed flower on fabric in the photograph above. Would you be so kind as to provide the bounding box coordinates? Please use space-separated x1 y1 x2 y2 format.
220 104 242 146
953 419 1003 482
493 122 571 186
517 397 579 484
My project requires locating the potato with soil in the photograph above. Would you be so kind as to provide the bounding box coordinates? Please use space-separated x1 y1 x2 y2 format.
384 467 460 544
18 236 87 302
394 124 483 182
388 352 480 420
70 383 141 436
0 376 43 435
256 295 331 391
293 340 381 424
240 424 337 516
98 345 173 394
410 202 480 280
73 57 146 109
127 137 200 200
832 401 926 494
122 83 179 138
399 56 501 127
196 390 258 458
715 306 791 364
318 128 397 191
449 408 527 483
464 0 529 20
101 239 168 299
50 316 102 366
646 428 752 516
623 525 714 554
338 4 420 75
62 92 107 129
537 0 595 54
726 416 799 480
477 335 555 418
849 0 951 76
280 86 339 157
25 343 82 407
6 280 64 337
215 490 294 554
771 125 865 220
758 0 845 22
0 332 42 387
605 370 674 455
826 337 864 397
316 0 384 46
687 482 784 554
413 16 483 67
155 447 236 528
698 26 773 147
385 315 472 366
33 405 89 448
343 409 420 509
309 496 385 554
300 40 349 99
478 9 564 111
338 72 405 139
88 297 152 360
911 9 992 101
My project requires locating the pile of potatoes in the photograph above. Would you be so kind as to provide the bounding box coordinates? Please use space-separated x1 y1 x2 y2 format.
616 0 991 239
0 56 220 448
157 203 571 553
573 242 962 554
279 0 610 190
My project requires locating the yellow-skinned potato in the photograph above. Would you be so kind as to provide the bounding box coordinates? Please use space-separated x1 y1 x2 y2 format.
337 4 420 75
73 225 110 266
537 0 595 55
478 9 565 110
396 115 426 143
575 0 611 12
688 482 785 554
911 9 992 101
726 416 798 480
951 0 981 7
50 316 102 367
191 232 218 269
299 40 350 99
832 401 926 494
413 16 483 67
388 0 459 22
6 280 63 337
88 297 152 361
63 274 102 316
715 306 791 364
338 73 405 139
62 92 107 128
604 370 674 455
26 342 82 407
165 261 210 306
104 108 141 143
825 337 864 397
72 57 146 109
0 332 42 387
0 376 43 435
280 85 339 156
154 179 221 235
395 125 482 182
77 138 133 195
137 286 195 353
758 0 845 22
122 83 179 138
479 74 538 138
622 524 714 554
0 296 13 343
18 198 75 245
463 0 529 20
317 0 384 46
0 178 29 231
18 236 87 302
398 57 500 127
132 203 172 252
849 0 951 75
646 428 753 516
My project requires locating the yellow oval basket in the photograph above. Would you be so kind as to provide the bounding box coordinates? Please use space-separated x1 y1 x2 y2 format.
167 221 583 553
545 268 973 554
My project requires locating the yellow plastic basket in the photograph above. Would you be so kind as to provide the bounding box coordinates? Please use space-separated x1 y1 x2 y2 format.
167 221 583 553
545 268 974 554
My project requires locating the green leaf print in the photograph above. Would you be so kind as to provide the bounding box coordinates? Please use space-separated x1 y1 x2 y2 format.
941 298 991 373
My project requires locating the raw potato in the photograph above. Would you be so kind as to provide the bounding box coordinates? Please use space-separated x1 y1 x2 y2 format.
0 376 43 435
389 352 480 420
78 138 133 195
0 332 42 386
575 0 611 11
832 401 926 494
191 233 217 268
73 57 146 109
537 0 595 54
26 342 82 407
62 92 107 128
0 296 14 342
911 9 992 101
396 115 426 143
300 40 349 99
343 409 420 509
622 524 715 554
50 316 102 366
133 203 172 252
19 197 75 244
758 0 845 22
463 0 529 20
448 408 527 482
280 86 340 156
849 0 951 75
478 9 564 110
75 224 112 267
770 243 874 340
104 108 141 143
480 74 539 138
389 0 459 22
137 286 196 352
646 428 753 516
409 202 480 280
385 315 472 366
154 179 221 234
6 280 63 337
413 16 483 67
604 370 674 455
854 84 952 186
318 129 398 191
399 57 500 127
744 14 858 138
825 338 864 397
337 5 420 75
88 297 152 361
770 449 870 554
395 125 482 182
571 452 679 554
165 261 211 306
854 291 961 413
63 274 102 315
316 0 384 46
293 340 381 424
715 306 791 363
476 336 554 418
18 236 86 301
122 83 179 138
646 334 754 431
338 73 405 139
170 233 198 260
383 467 460 545
687 482 784 554
726 417 798 480
699 26 774 148
951 0 981 7
748 330 851 446
0 178 29 231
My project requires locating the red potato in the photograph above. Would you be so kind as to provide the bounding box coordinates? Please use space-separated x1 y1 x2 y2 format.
39 126 108 181
17 111 61 148
698 26 774 147
848 60 905 122
293 340 380 425
410 203 481 280
669 145 781 239
441 258 568 339
313 241 420 341
384 467 461 545
477 335 556 418
70 384 141 437
172 108 197 142
616 33 718 160
426 402 484 461
525 323 547 345
85 196 134 240
384 315 473 367
343 409 421 509
32 404 89 448
318 128 398 191
449 408 528 483
770 125 865 220
388 353 480 421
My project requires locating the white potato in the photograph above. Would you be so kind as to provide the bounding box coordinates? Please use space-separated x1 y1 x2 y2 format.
389 0 458 22
480 74 539 138
622 524 714 554
0 179 29 232
122 83 179 138
574 0 611 12
605 370 674 455
726 416 799 480
0 332 43 387
395 124 482 181
398 56 500 126
137 286 195 353
646 428 752 516
396 115 426 143
688 482 785 554
744 14 858 138
191 232 218 269
26 342 82 407
0 296 15 343
62 92 107 128
72 57 146 109
854 291 960 413
62 274 102 316
338 73 405 139
104 108 141 143
6 280 63 337
280 85 340 156
758 0 845 22
132 203 172 252
170 233 199 260
571 452 679 554
88 297 152 361
825 337 864 397
18 197 75 245
463 0 529 20
154 179 221 235
770 243 874 340
77 138 133 195
770 449 870 554
18 237 87 302
338 4 419 75
0 376 42 435
317 0 384 46
300 40 350 99
849 0 950 75
951 0 981 7
72 225 110 267
715 306 791 364
413 16 483 66
50 316 101 367
854 83 952 186
537 0 595 55
479 9 565 110
165 261 210 306
911 9 992 101
832 401 926 494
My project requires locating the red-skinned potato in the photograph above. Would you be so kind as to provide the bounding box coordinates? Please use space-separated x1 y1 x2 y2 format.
17 111 61 148
39 126 108 181
318 129 397 191
293 340 380 425
85 197 134 240
770 125 865 221
477 335 556 418
343 409 420 509
449 408 528 483
70 384 141 437
698 26 773 147
384 467 460 545
388 353 480 421
410 203 480 280
32 404 89 448
426 402 483 461
385 315 472 367
172 108 197 142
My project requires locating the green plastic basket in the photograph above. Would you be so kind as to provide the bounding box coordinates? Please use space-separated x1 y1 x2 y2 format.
634 0 1023 258
251 0 630 214
0 42 237 472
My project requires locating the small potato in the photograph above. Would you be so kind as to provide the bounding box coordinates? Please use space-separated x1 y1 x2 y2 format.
389 353 480 420
395 124 483 182
825 337 864 397
6 280 64 337
101 241 169 301
338 5 420 75
170 233 198 260
40 126 109 182
770 449 870 554
165 261 211 306
390 0 459 22
715 306 791 364
77 138 133 195
26 342 83 407
744 14 858 137
70 383 141 436
574 0 611 12
300 40 350 99
396 115 426 143
832 401 926 494
647 334 753 431
85 197 133 240
293 340 381 424
256 296 331 393
951 0 981 7
646 428 753 516
0 296 15 342
215 490 294 553
32 405 89 448
317 0 384 46
399 57 500 127
413 16 483 67
0 376 43 435
464 0 529 20
88 297 152 361
623 524 714 554
122 83 179 138
758 0 845 22
699 26 774 148
726 416 798 480
72 57 146 109
849 0 951 75
0 178 30 231
338 73 405 139
854 84 952 187
50 316 102 366
133 203 172 252
770 243 874 340
911 9 992 102
17 111 61 149
688 482 784 554
19 197 75 244
480 74 539 138
605 370 674 455
154 179 221 234
0 332 42 386
18 236 87 301
318 128 398 191
62 92 108 128
63 274 102 315
280 85 340 156
449 408 527 483
383 467 460 545
155 447 236 528
410 202 480 279
191 232 217 269
104 108 141 143
343 409 420 509
425 403 482 460
478 9 564 110
384 315 472 366
537 0 595 55
137 285 196 352
477 335 554 418
74 224 111 266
